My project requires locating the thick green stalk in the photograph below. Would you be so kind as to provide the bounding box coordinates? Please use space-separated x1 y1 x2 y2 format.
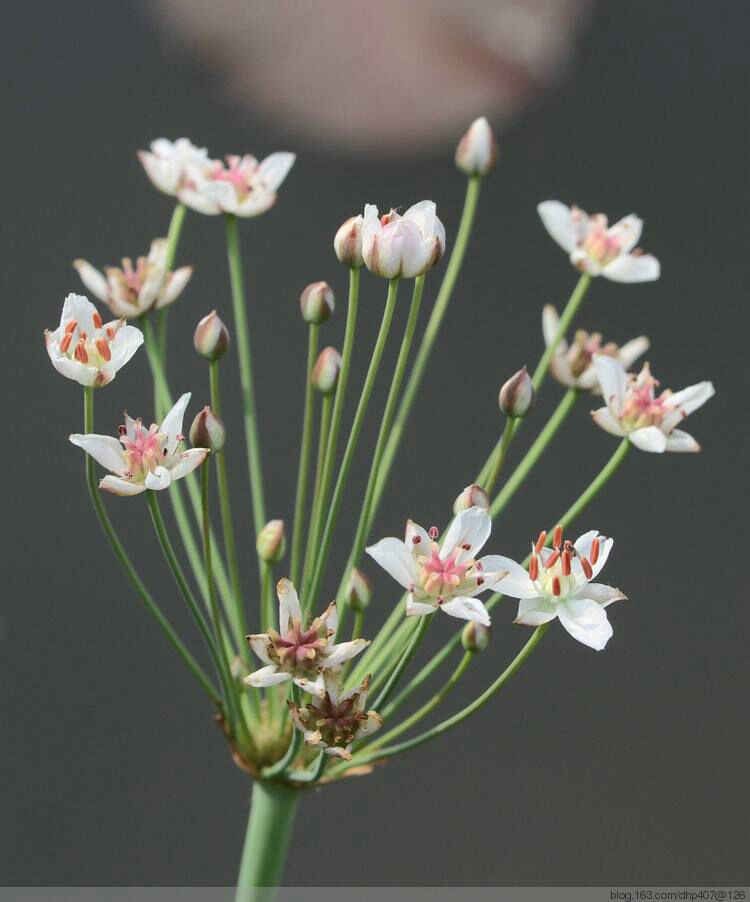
224 213 267 535
81 388 218 703
290 324 319 585
235 781 298 898
307 278 400 609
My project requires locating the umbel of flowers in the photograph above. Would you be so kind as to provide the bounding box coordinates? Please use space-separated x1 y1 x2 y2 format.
44 116 714 893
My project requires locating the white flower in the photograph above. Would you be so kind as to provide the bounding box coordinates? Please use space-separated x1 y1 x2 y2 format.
74 238 193 319
366 507 508 626
542 304 649 393
361 201 446 279
494 526 625 651
592 356 715 453
179 152 296 217
138 137 209 196
45 294 143 388
244 579 368 698
455 116 498 177
288 673 382 760
69 393 207 495
537 201 660 282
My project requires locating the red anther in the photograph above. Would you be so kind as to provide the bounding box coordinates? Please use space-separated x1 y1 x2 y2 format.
562 550 572 576
118 425 127 436
411 535 421 545
96 338 111 361
436 595 444 605
92 311 103 329
476 577 484 586
552 525 563 549
106 326 115 340
545 549 560 569
580 556 593 580
590 538 600 565
64 319 77 335
59 332 73 354
475 560 484 571
564 539 574 552
428 526 439 540
528 555 539 581
74 339 89 363
461 543 471 551
534 530 547 554
552 576 561 597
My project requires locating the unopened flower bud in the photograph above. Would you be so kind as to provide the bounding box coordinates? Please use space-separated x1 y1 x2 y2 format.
189 406 226 452
256 519 286 564
333 215 364 268
311 346 342 395
453 484 490 515
300 281 335 324
499 367 535 419
345 567 372 611
462 621 490 654
455 116 498 177
194 310 230 361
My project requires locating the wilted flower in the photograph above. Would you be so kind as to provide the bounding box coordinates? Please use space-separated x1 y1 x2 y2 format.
592 356 715 453
189 406 226 452
499 366 535 418
194 311 230 361
45 294 143 388
494 527 625 651
74 239 192 319
361 202 446 279
256 520 286 564
179 152 295 217
455 116 498 177
138 137 209 197
69 393 207 495
542 305 649 393
537 201 660 282
366 507 508 626
244 579 368 697
288 673 382 759
311 347 342 395
333 215 364 268
453 484 490 514
300 281 335 324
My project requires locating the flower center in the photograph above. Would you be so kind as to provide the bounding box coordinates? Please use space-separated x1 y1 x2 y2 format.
120 423 167 480
210 156 255 201
272 620 326 671
527 526 599 602
419 544 472 597
620 366 672 430
581 215 622 265
58 312 118 368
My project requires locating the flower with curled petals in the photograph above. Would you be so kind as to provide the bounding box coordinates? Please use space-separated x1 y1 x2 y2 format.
69 393 207 496
537 201 660 282
361 202 446 279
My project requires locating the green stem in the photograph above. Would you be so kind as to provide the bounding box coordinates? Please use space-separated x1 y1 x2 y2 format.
81 388 218 703
290 325 319 585
224 213 267 535
287 750 327 784
307 278 399 609
157 202 187 360
235 781 298 897
371 614 430 710
531 274 591 392
263 686 302 778
482 416 514 497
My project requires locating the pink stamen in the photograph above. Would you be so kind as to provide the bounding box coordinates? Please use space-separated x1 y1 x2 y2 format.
528 555 539 581
534 530 547 553
590 538 600 565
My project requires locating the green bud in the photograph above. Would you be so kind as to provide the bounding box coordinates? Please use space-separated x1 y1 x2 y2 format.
499 366 535 418
193 310 230 362
189 406 226 452
300 281 335 324
256 519 286 564
346 567 372 611
311 346 342 395
462 621 490 654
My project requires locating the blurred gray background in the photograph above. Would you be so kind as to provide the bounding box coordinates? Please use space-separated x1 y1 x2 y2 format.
1 0 747 887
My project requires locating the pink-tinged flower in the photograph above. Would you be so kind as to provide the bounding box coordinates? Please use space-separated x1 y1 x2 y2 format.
288 673 382 760
455 116 498 177
592 356 715 453
542 305 649 393
74 239 192 319
69 393 207 496
366 507 508 626
361 202 446 279
494 526 625 651
537 201 660 282
244 579 368 698
45 294 143 388
179 152 295 217
138 137 209 196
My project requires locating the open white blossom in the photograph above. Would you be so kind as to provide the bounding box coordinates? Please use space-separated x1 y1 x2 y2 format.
366 507 508 626
494 527 624 651
138 137 209 196
244 579 368 698
542 305 649 393
45 294 143 388
592 356 715 453
74 238 192 319
538 201 660 282
69 393 207 495
361 202 446 278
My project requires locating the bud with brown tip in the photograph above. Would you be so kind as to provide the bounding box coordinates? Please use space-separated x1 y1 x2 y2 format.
453 483 490 515
311 346 342 395
300 281 335 324
462 621 490 654
193 310 230 362
256 519 286 564
189 406 226 452
333 215 364 268
345 567 372 612
455 116 498 177
499 367 535 419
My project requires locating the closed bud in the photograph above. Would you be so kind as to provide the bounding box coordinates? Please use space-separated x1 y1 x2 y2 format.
193 310 230 361
189 406 226 452
346 567 372 611
455 116 498 177
311 346 342 395
499 366 535 419
462 621 490 654
333 215 364 268
256 519 286 564
300 281 335 324
453 483 490 515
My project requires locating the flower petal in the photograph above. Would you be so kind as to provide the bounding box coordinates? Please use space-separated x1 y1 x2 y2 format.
405 596 437 617
159 393 191 453
557 598 613 650
277 578 302 632
608 214 643 254
244 665 290 688
144 466 172 490
441 506 492 560
591 406 626 437
573 532 613 580
69 433 126 474
593 355 628 418
667 381 715 418
366 537 420 590
617 336 650 370
629 426 668 453
247 634 272 664
168 448 208 481
479 555 537 597
515 595 558 626
541 304 563 350
160 266 193 307
99 475 147 496
580 582 626 608
324 639 369 668
73 260 109 302
257 152 296 191
602 253 660 283
439 596 490 626
665 428 701 453
537 201 577 253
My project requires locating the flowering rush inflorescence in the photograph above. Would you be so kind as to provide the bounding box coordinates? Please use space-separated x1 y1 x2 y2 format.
45 116 714 890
